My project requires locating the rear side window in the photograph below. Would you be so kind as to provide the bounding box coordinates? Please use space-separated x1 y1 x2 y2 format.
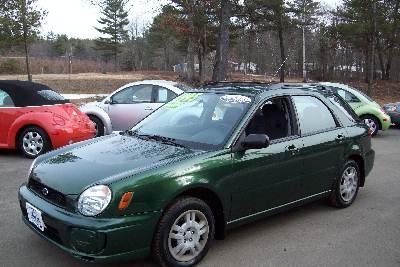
292 96 337 135
37 90 65 101
0 89 14 107
154 86 177 103
330 87 360 103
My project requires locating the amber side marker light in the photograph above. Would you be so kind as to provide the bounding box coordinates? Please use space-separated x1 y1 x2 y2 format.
118 192 134 210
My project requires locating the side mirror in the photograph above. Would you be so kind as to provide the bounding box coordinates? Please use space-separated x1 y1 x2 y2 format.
105 98 115 105
242 134 270 150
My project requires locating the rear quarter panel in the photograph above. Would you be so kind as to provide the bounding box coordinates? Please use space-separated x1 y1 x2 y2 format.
5 107 55 149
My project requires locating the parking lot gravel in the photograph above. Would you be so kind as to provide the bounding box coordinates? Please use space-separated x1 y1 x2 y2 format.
1 128 399 267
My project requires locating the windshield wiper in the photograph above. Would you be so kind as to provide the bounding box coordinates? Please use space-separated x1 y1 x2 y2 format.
122 130 189 149
144 134 189 149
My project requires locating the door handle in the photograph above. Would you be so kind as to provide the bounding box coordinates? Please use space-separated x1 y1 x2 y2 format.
144 106 154 111
286 144 299 155
336 134 345 142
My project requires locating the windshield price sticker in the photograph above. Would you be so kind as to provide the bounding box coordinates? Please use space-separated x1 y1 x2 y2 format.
165 93 203 109
220 95 251 104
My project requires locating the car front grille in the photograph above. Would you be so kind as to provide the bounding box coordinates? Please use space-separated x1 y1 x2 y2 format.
28 179 67 208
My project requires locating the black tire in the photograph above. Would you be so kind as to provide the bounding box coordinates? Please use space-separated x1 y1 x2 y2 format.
361 115 380 136
153 197 215 267
18 126 51 159
88 115 104 137
329 160 360 208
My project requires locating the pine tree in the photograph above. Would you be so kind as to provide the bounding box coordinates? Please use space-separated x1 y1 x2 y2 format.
95 0 129 71
0 0 46 81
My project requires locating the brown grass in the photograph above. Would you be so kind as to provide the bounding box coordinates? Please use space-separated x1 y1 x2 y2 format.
0 71 398 105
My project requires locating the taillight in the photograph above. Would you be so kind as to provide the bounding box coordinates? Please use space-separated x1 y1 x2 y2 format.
53 114 66 126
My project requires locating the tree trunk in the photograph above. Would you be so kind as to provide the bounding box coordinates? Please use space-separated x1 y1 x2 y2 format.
212 0 231 82
278 20 285 83
22 0 32 81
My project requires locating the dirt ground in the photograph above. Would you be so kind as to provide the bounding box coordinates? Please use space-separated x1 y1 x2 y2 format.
0 71 399 105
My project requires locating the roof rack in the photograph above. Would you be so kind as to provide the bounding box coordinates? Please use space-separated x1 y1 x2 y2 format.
202 81 274 87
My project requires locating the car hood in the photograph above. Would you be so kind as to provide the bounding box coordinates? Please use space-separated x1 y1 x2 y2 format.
30 135 200 195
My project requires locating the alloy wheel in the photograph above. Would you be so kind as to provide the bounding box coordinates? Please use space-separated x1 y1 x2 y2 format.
364 118 377 135
168 210 209 262
22 131 44 156
339 166 358 202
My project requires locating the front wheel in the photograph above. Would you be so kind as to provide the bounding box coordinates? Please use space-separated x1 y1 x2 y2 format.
361 115 379 136
153 197 215 267
329 160 360 208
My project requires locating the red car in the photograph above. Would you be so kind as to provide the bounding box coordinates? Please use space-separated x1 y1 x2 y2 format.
0 80 95 158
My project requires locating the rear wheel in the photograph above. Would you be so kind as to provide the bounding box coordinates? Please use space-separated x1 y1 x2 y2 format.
153 197 215 267
88 115 104 137
18 127 51 159
361 115 379 136
329 160 360 208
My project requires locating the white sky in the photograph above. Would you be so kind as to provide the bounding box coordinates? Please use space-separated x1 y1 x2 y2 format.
37 0 341 39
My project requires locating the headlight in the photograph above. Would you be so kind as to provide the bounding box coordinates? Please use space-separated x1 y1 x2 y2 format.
27 158 38 178
78 185 112 216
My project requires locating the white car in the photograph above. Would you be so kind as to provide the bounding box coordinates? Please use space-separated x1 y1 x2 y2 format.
80 80 189 136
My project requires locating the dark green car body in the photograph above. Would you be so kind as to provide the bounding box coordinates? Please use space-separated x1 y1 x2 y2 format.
19 84 375 263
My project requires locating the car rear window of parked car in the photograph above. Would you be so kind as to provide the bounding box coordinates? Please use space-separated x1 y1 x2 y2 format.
328 95 359 122
0 89 14 107
292 96 337 135
37 90 66 101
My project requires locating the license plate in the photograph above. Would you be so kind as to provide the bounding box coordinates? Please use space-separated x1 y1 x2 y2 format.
26 202 45 232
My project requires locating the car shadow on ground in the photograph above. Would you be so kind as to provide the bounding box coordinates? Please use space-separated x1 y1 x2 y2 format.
98 199 333 267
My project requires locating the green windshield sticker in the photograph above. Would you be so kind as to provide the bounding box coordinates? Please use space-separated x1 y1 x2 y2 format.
164 93 203 109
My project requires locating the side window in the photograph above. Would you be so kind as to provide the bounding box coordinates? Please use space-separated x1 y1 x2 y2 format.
246 97 294 141
397 104 400 112
333 87 360 103
328 95 359 122
155 86 177 103
292 96 337 135
112 85 152 104
0 89 14 107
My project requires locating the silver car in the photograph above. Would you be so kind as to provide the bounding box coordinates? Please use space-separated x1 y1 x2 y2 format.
80 80 188 136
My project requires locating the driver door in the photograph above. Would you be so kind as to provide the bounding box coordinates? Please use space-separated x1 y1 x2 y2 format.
229 97 304 221
108 84 154 131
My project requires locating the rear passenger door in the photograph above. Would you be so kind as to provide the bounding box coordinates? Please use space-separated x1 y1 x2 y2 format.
292 95 347 197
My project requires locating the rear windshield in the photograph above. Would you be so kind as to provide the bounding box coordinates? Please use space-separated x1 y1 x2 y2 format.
37 90 66 101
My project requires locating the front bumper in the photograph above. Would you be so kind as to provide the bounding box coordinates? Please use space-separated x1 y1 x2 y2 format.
18 184 161 263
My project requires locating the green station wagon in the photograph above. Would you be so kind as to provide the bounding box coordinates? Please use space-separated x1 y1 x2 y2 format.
19 83 375 267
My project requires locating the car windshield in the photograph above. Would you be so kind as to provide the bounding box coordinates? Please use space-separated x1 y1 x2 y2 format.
131 92 252 150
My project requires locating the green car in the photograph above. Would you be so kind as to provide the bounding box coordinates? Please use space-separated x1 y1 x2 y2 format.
19 83 375 267
320 82 391 136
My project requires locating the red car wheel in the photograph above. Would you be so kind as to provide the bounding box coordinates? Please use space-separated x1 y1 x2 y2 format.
18 126 51 158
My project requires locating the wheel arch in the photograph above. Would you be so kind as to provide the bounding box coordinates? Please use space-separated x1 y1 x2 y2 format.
359 113 382 130
83 109 112 134
168 186 226 240
348 154 365 187
15 124 53 150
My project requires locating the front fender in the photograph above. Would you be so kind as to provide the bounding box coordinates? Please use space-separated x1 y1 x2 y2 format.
80 105 113 134
8 112 53 149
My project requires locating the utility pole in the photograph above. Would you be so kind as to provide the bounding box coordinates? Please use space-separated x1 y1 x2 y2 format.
302 0 307 82
367 0 376 96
